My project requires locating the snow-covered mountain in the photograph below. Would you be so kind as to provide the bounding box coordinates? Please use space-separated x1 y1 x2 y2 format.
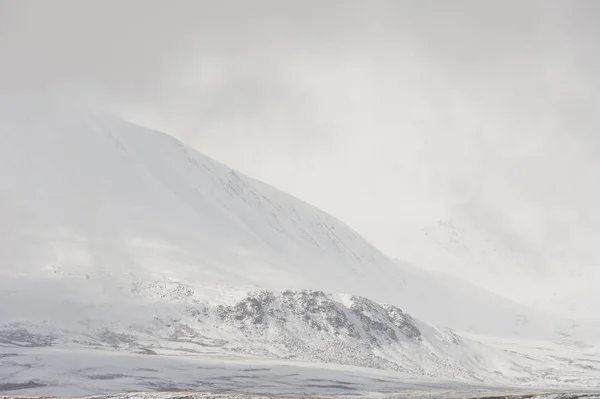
397 212 600 321
0 99 554 334
1 99 598 393
0 100 400 296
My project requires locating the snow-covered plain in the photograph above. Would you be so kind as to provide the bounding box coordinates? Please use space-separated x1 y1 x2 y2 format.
0 347 522 397
0 99 599 396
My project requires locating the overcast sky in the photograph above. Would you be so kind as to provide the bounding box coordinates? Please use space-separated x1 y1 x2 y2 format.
2 1 600 285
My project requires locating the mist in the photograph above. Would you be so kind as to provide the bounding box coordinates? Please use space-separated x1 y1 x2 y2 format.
2 1 600 308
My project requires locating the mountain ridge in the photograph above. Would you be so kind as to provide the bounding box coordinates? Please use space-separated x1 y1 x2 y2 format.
0 103 576 336
1 101 598 393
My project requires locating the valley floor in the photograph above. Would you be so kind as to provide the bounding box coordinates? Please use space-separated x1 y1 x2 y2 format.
2 391 600 399
1 347 599 399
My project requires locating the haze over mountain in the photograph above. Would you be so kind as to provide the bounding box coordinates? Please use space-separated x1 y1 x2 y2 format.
1 101 600 395
2 1 600 396
4 1 599 320
0 97 558 337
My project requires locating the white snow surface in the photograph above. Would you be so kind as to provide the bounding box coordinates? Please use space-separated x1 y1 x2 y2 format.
398 216 600 321
0 99 599 394
0 99 559 336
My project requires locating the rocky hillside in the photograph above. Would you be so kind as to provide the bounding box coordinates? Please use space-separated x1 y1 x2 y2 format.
0 282 505 381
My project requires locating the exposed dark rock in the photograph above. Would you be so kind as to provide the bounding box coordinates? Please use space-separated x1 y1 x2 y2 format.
0 327 56 347
96 329 138 347
382 303 422 340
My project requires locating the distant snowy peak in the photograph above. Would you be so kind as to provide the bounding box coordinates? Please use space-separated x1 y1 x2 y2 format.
412 217 600 320
405 218 549 302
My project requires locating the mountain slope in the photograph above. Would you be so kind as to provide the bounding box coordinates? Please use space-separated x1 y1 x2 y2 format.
0 102 539 329
0 102 399 296
397 214 600 321
0 100 597 391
